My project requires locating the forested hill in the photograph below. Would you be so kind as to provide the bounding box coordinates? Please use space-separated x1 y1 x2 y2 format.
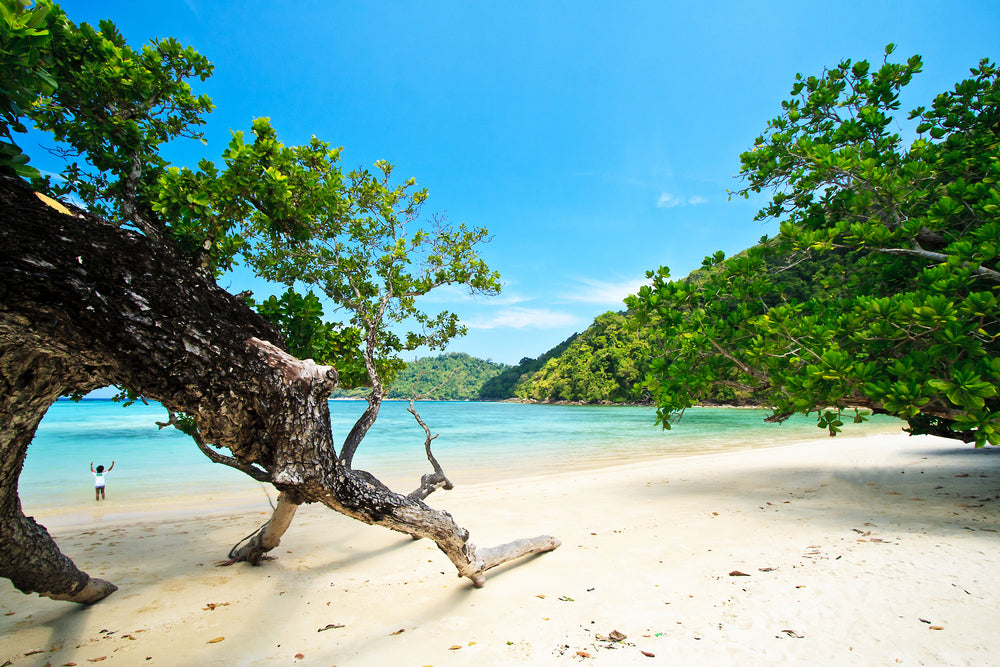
332 353 510 400
477 333 579 399
507 312 652 403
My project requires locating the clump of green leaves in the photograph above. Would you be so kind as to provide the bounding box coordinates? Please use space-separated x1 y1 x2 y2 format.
251 288 400 389
0 0 58 179
153 118 345 275
629 47 1000 445
155 116 500 390
26 4 213 229
246 154 500 389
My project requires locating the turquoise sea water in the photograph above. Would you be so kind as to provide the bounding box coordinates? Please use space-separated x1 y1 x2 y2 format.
21 399 905 512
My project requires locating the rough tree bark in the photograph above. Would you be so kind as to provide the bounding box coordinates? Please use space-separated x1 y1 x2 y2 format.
0 175 559 603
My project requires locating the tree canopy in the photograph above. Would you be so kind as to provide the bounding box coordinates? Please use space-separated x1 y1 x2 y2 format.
627 46 1000 445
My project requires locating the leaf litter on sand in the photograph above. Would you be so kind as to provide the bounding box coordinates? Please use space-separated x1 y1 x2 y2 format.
593 629 632 651
317 623 345 632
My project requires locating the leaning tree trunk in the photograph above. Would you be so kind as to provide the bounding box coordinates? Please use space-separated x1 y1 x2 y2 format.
0 175 558 603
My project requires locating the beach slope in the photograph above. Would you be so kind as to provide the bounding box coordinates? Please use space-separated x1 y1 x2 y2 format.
2 432 998 666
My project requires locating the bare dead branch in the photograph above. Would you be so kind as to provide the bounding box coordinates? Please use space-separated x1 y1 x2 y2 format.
406 399 454 501
879 247 1000 283
401 365 459 500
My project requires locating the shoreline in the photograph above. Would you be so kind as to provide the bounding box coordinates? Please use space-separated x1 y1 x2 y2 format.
3 432 999 665
24 399 906 517
22 421 905 531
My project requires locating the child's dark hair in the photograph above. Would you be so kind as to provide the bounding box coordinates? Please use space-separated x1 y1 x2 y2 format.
96 465 104 473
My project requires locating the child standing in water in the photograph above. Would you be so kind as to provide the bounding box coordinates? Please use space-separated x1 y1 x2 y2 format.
90 461 114 501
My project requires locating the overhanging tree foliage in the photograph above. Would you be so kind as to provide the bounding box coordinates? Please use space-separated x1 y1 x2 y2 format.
627 46 1000 445
0 0 557 604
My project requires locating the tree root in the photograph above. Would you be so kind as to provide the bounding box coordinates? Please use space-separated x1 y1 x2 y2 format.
0 512 119 604
222 492 299 565
44 577 118 604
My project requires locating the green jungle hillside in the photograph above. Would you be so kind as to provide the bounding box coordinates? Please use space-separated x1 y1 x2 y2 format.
332 353 509 401
508 311 650 404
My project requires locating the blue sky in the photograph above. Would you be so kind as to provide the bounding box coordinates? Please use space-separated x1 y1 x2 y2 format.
38 0 1000 365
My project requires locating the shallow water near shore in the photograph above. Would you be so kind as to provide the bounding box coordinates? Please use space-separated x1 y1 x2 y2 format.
21 398 905 515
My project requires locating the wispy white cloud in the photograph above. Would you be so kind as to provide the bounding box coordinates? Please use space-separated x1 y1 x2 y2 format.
416 283 531 306
490 293 533 306
560 277 650 305
656 192 682 208
464 307 580 330
657 192 708 208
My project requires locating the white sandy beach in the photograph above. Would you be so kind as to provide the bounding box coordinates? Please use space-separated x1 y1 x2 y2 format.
2 432 998 666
